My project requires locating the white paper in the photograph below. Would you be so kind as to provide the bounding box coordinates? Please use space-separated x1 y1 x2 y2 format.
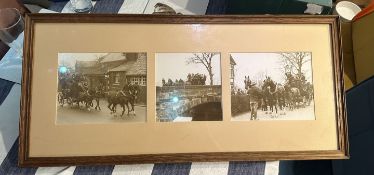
35 166 76 175
264 161 280 175
144 0 209 15
189 162 229 175
118 0 149 14
304 3 323 15
61 1 97 13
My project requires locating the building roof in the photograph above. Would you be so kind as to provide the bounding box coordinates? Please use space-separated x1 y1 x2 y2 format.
100 53 127 63
80 68 106 75
127 54 147 76
230 55 237 65
75 60 97 68
108 53 147 76
109 61 136 72
75 60 104 75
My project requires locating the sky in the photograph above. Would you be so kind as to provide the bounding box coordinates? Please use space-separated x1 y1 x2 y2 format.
231 53 313 90
58 53 107 69
156 53 221 86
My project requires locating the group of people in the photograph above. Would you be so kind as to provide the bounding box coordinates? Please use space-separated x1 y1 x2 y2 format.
161 73 207 87
106 81 140 116
187 73 207 85
58 73 140 115
238 73 314 119
161 78 185 87
58 74 104 109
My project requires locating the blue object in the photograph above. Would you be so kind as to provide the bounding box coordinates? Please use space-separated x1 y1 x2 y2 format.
58 66 68 74
280 75 374 175
172 96 179 103
0 79 14 106
332 75 374 175
226 0 332 14
297 0 332 7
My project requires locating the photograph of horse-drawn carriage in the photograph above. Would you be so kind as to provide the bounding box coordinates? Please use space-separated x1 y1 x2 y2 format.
57 52 147 124
156 53 222 122
230 52 315 121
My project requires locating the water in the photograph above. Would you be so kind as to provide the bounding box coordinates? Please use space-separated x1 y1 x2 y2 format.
180 102 222 121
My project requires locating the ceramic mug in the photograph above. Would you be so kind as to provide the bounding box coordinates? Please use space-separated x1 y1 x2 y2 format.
334 1 361 21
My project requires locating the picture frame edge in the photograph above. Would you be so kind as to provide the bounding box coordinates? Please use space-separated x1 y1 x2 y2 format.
18 14 349 166
17 150 348 167
19 13 35 167
331 17 350 158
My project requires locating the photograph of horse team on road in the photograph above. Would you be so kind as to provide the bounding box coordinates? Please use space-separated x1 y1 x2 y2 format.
57 52 147 124
230 52 315 121
156 53 222 122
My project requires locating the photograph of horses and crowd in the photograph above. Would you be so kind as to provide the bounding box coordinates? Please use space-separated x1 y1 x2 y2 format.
57 52 147 124
230 52 315 121
156 53 222 122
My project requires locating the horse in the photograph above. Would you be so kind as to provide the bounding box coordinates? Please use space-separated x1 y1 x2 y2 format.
63 82 92 109
276 84 286 111
261 97 267 111
286 87 301 110
75 90 93 110
106 90 118 113
126 84 140 115
300 82 313 106
58 89 70 106
264 86 278 115
106 90 131 116
89 86 104 111
262 76 278 114
66 81 84 107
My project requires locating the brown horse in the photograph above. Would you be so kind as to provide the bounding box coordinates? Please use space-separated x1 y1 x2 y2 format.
106 90 130 116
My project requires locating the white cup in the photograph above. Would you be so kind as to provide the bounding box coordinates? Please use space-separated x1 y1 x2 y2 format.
334 1 361 21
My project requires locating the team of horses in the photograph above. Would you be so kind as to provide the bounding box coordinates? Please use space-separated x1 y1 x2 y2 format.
244 74 313 120
58 76 139 117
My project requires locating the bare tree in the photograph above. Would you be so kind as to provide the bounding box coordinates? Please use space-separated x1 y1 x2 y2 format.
280 52 311 78
186 53 218 85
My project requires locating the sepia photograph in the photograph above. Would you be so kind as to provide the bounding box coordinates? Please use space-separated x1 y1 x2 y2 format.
57 52 147 124
156 53 222 122
21 16 348 166
230 52 315 121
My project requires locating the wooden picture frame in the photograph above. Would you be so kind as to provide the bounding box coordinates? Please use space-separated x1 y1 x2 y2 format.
19 14 348 167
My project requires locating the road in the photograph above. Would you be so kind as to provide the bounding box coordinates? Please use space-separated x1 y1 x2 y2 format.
232 101 315 121
56 99 146 124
